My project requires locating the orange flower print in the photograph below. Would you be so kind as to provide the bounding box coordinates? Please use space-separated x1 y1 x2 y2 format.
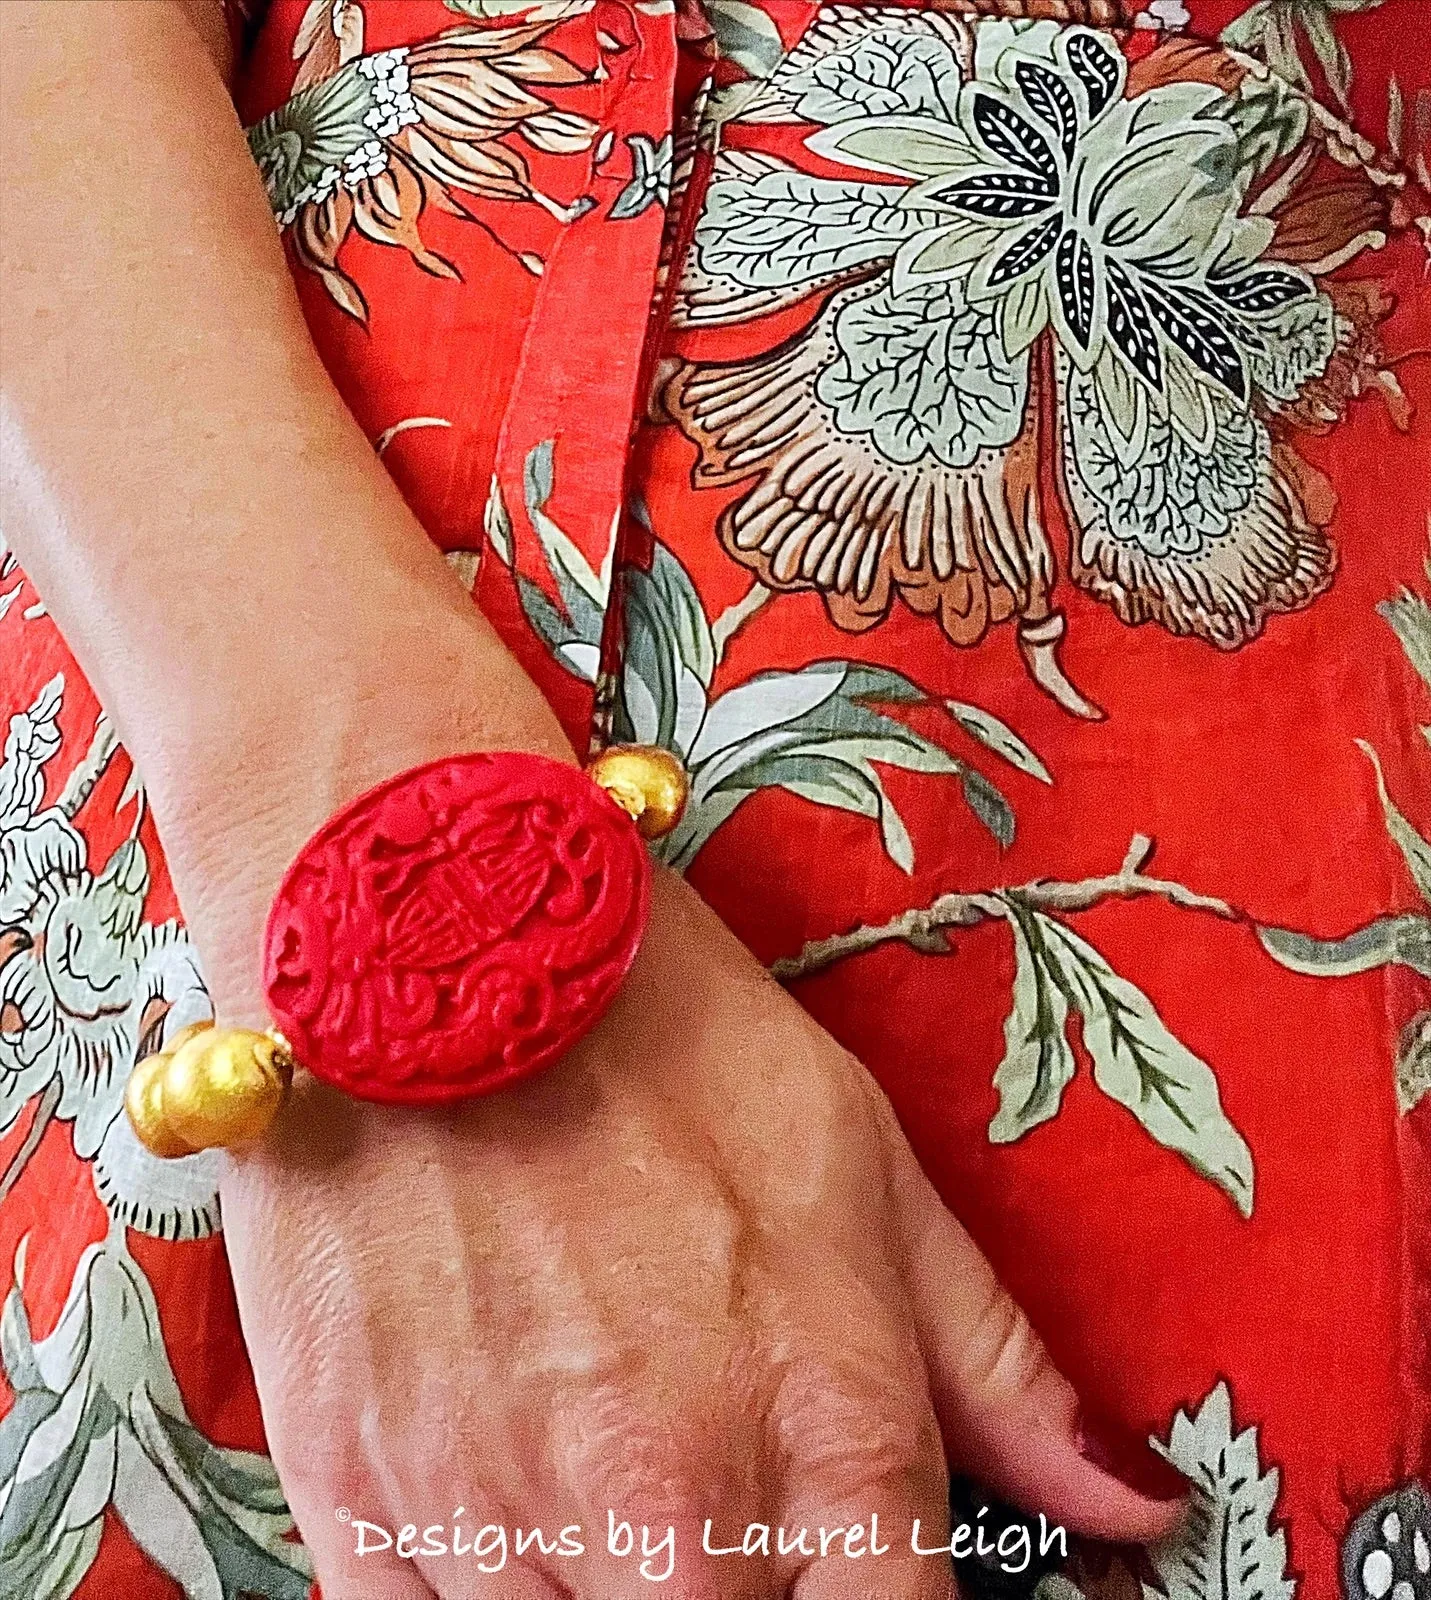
247 0 599 320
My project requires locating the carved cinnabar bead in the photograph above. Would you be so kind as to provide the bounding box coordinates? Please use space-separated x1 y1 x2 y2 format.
262 752 653 1105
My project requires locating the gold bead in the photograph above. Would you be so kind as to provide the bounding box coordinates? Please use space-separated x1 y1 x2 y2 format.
124 1053 193 1160
124 1024 292 1158
587 744 690 839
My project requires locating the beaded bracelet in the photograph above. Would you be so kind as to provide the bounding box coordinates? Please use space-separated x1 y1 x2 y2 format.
125 746 688 1157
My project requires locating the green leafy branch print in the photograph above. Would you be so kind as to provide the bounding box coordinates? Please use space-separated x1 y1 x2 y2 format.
1015 908 1254 1215
1258 533 1431 1112
492 446 1257 1211
1222 0 1386 114
774 834 1255 1216
0 1232 310 1600
489 447 1047 874
1379 543 1431 745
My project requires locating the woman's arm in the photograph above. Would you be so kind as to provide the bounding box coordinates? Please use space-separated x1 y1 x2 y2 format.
1 5 1181 1597
1 0 571 979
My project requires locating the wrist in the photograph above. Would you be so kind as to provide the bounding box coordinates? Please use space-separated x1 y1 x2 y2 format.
129 747 689 1146
141 605 574 1020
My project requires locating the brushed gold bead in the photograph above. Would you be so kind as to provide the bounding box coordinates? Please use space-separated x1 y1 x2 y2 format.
125 1025 292 1158
166 1028 292 1150
587 744 689 839
124 1053 193 1160
164 1019 217 1055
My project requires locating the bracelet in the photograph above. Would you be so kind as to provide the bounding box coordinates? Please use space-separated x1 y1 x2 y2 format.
125 745 688 1158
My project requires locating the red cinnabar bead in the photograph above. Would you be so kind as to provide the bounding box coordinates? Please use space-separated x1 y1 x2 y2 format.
262 752 651 1103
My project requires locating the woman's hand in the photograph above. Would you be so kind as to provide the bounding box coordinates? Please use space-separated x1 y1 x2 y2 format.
169 664 1182 1599
3 9 1181 1594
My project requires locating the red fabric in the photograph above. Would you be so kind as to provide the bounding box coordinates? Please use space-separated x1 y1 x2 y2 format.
1 1 1426 1597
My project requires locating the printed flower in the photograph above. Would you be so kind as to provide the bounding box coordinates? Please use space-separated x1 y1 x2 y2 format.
0 678 220 1241
0 698 304 1599
660 12 1394 713
248 0 599 318
610 134 674 221
807 24 1321 457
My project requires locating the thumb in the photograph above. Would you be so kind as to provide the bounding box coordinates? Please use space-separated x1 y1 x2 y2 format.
889 1149 1186 1545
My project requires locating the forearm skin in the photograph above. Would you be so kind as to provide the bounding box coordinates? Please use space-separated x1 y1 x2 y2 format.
1 0 571 1015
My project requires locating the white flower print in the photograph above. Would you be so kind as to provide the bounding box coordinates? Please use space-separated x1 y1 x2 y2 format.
803 22 1329 461
0 677 220 1241
0 677 306 1598
663 8 1383 711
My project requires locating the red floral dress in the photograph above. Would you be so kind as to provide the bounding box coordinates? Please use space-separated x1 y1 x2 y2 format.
0 0 1427 1596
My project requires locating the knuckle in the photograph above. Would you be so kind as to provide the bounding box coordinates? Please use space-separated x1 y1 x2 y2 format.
275 1435 375 1531
667 1169 752 1293
764 1054 894 1209
958 1286 1053 1406
554 1380 709 1514
824 1048 894 1134
773 1344 941 1503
